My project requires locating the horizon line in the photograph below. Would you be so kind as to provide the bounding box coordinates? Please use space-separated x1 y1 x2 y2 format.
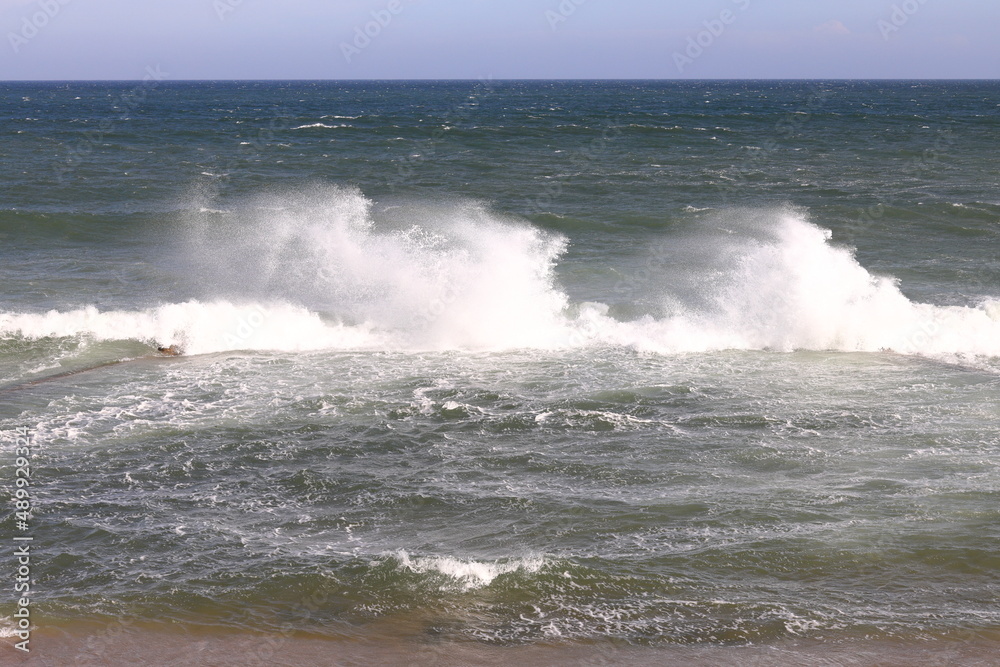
2 77 998 83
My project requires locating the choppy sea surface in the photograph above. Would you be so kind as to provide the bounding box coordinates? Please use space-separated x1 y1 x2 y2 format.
1 81 999 648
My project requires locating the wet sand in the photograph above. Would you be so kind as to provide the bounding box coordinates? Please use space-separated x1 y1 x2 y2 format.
4 624 1000 666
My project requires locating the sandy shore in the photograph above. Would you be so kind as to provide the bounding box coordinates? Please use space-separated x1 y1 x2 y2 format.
4 624 1000 667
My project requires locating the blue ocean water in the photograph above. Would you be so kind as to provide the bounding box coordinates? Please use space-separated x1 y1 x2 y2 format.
1 81 999 648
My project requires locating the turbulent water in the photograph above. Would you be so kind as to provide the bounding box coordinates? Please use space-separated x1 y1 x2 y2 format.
1 81 999 647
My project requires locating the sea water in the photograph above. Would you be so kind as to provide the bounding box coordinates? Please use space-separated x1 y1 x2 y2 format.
1 81 999 648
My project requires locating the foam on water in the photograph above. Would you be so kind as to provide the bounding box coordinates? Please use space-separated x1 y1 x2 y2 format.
291 123 350 130
176 185 571 351
0 301 384 356
591 212 1000 358
390 551 546 591
0 618 20 638
1 187 998 362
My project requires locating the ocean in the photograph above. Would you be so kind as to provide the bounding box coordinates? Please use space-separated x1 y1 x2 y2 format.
1 80 999 661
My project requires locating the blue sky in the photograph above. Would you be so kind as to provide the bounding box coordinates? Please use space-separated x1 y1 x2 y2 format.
1 0 997 79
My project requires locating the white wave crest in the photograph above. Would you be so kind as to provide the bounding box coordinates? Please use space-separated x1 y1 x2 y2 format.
291 123 349 130
390 551 545 591
2 189 998 362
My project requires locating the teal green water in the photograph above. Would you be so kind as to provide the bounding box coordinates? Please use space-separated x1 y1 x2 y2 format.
1 81 999 645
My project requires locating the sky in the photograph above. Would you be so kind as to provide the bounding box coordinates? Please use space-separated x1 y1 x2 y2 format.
1 0 998 80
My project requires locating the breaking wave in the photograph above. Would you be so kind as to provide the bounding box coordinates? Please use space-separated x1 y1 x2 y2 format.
1 186 998 361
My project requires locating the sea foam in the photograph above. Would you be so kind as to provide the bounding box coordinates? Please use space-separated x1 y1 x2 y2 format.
390 551 546 591
1 187 998 361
